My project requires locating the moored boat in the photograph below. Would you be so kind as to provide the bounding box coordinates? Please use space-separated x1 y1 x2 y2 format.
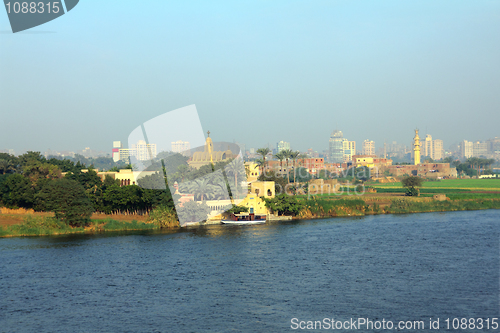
221 213 266 225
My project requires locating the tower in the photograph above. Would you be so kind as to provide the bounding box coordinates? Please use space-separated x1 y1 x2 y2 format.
413 129 420 165
329 130 344 163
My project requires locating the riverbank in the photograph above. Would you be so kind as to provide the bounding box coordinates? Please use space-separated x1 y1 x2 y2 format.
2 179 500 237
298 196 500 219
0 214 159 237
2 196 500 237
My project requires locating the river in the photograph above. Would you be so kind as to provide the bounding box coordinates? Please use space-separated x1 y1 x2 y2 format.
0 210 498 332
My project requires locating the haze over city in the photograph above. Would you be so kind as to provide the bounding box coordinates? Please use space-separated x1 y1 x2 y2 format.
1 1 499 154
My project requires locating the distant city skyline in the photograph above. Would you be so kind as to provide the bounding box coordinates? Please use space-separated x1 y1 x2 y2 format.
1 1 499 153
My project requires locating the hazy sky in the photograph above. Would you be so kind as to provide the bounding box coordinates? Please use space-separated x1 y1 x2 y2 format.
1 1 499 154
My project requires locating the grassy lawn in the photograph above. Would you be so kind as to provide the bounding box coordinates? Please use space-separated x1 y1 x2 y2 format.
369 179 500 190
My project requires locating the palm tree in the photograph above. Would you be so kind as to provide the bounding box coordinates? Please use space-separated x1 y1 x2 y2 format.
274 151 285 176
255 158 265 175
207 172 231 200
225 158 245 195
467 157 479 178
257 147 271 171
290 151 300 185
186 177 216 201
281 149 293 183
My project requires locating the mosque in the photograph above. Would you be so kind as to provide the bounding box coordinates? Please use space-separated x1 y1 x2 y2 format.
188 131 235 169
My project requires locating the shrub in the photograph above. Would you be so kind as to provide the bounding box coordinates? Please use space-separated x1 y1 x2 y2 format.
147 205 179 228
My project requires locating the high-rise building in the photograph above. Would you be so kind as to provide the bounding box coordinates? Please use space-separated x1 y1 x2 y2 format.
329 130 344 163
362 140 375 156
277 141 291 152
424 134 433 158
343 140 356 162
134 140 157 161
171 140 191 153
432 139 444 160
487 137 500 154
112 141 122 162
461 140 473 158
473 141 488 157
114 140 157 162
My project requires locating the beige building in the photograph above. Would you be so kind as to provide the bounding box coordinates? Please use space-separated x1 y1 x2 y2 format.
171 140 191 154
134 140 157 161
461 140 474 158
308 179 339 195
362 140 375 156
115 140 157 162
422 135 444 161
433 139 443 160
473 141 488 157
343 140 356 162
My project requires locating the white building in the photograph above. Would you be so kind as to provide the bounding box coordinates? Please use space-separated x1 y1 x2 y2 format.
277 141 291 152
171 140 191 154
362 140 375 156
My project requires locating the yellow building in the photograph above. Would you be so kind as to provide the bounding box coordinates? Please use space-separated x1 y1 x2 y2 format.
353 155 376 168
245 162 261 182
250 181 275 198
237 193 270 215
188 131 234 169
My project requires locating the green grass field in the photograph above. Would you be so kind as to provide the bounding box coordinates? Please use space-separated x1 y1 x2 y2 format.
369 179 500 190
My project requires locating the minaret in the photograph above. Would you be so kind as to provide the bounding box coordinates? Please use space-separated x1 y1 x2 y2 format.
413 129 420 165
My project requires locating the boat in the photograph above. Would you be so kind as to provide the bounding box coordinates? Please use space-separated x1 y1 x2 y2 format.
221 213 266 225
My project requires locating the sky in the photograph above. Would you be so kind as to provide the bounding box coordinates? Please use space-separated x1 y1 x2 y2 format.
1 0 499 155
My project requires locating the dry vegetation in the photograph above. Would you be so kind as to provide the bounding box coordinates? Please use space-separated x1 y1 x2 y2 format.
0 208 148 227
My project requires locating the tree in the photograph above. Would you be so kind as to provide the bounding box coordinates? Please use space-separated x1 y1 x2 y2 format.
257 147 271 170
185 177 216 201
258 170 287 194
281 149 293 183
401 176 424 196
263 193 305 216
274 151 286 176
254 158 265 174
0 153 19 175
290 151 300 185
293 167 312 183
467 157 480 178
0 174 35 208
225 157 245 195
175 200 211 223
36 179 94 227
225 205 249 214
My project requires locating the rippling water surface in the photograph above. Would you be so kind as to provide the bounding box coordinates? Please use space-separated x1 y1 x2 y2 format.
0 210 499 332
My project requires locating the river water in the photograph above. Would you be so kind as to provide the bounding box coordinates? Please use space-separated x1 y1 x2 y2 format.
0 210 499 332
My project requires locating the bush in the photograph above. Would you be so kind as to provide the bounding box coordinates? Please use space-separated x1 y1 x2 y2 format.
263 194 305 216
147 205 179 228
402 176 423 196
405 187 420 196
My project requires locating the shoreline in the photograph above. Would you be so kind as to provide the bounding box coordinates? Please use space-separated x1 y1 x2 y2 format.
1 197 499 238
